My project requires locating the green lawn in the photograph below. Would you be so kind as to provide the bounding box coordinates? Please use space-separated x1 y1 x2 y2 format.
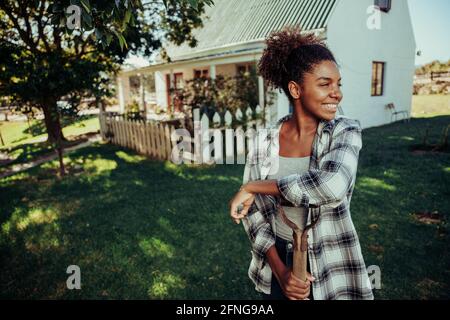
0 114 449 299
0 116 100 168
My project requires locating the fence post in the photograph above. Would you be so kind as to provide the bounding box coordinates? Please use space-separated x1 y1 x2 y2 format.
193 108 202 164
98 112 104 139
149 122 156 157
164 124 171 160
224 110 234 164
201 113 211 164
157 123 164 159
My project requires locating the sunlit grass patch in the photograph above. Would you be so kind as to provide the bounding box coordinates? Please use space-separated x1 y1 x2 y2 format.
139 237 175 258
16 208 59 231
115 150 146 163
148 272 186 299
357 177 396 191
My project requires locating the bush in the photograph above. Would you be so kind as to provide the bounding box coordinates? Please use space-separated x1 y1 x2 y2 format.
125 100 144 121
178 71 259 117
413 82 450 95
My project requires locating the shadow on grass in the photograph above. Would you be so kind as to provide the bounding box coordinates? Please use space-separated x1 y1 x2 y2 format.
13 115 97 145
0 115 449 299
0 144 256 299
0 141 54 168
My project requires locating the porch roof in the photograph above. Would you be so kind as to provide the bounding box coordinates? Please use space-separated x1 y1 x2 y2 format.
163 0 338 62
120 46 263 76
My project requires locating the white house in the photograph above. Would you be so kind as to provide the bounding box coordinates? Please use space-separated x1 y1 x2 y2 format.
116 0 416 129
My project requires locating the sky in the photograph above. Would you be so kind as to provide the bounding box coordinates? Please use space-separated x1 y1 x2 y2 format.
125 0 450 68
408 0 450 66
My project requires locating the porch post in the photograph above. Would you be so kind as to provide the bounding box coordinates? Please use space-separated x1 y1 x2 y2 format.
210 64 216 80
117 75 127 114
139 73 146 115
258 76 270 119
155 71 166 109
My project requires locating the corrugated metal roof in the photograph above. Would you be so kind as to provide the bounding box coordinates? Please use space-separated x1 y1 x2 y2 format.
165 0 338 61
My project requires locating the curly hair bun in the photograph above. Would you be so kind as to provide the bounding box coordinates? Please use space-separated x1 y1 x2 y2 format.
258 25 330 92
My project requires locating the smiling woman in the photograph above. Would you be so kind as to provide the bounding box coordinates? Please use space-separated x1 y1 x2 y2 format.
229 26 374 300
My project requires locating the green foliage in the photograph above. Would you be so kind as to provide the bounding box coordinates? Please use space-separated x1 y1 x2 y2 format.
48 0 214 51
0 0 212 145
124 99 144 121
179 69 261 120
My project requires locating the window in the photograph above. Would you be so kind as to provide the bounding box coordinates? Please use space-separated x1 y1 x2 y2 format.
144 73 155 92
371 62 385 96
375 0 391 13
236 63 256 76
174 73 184 89
129 75 140 95
194 69 209 78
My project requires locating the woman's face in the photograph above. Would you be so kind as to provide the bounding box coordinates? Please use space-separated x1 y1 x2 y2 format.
291 60 343 121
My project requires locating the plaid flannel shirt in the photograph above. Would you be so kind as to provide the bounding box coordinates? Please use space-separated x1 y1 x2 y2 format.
242 113 374 300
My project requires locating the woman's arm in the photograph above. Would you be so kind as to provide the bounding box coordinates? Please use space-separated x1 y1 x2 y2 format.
231 119 362 222
229 180 278 223
277 122 362 208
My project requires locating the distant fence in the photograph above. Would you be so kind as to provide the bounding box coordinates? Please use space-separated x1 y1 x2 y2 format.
99 106 269 164
414 71 450 84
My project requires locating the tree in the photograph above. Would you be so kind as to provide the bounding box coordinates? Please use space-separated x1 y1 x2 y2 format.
0 0 213 175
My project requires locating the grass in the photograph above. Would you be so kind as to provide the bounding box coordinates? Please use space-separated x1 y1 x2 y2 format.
0 116 100 168
0 95 449 299
0 114 449 299
0 146 256 299
411 94 450 118
354 115 449 299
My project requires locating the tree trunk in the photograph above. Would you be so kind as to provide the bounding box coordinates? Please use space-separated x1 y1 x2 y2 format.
0 129 5 146
42 101 66 143
41 100 66 176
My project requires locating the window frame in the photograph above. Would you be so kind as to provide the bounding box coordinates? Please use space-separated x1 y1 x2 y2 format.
371 61 385 97
194 69 209 79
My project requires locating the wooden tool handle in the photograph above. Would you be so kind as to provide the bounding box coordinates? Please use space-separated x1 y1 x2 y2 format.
292 248 308 281
292 232 308 281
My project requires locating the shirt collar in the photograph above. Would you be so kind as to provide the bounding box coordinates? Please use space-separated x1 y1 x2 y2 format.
264 113 335 144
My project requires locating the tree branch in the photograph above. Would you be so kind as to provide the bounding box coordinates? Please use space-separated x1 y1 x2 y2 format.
19 0 38 47
36 1 51 52
1 3 39 54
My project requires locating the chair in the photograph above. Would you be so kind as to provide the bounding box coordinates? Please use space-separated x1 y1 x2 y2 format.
386 103 410 123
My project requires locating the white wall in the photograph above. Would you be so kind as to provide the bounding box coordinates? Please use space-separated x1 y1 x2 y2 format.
117 75 131 113
326 0 416 128
216 63 237 77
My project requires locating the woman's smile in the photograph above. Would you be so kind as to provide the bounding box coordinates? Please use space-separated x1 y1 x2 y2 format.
322 103 338 112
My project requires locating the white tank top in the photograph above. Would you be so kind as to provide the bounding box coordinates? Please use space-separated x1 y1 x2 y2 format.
267 155 310 241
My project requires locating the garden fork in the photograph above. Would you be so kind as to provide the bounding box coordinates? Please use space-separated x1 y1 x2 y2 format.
278 203 320 281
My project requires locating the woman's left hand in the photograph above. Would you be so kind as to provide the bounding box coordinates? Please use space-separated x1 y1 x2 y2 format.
229 185 255 224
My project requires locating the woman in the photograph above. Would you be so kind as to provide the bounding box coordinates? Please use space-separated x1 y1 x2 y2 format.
229 26 374 300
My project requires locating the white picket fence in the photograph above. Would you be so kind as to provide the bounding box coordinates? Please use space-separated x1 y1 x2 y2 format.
99 112 175 160
99 105 268 164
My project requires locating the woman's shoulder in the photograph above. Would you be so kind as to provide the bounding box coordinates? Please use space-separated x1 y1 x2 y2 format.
332 116 362 134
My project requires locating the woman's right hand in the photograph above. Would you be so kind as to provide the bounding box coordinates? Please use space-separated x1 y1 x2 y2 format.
278 268 315 300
